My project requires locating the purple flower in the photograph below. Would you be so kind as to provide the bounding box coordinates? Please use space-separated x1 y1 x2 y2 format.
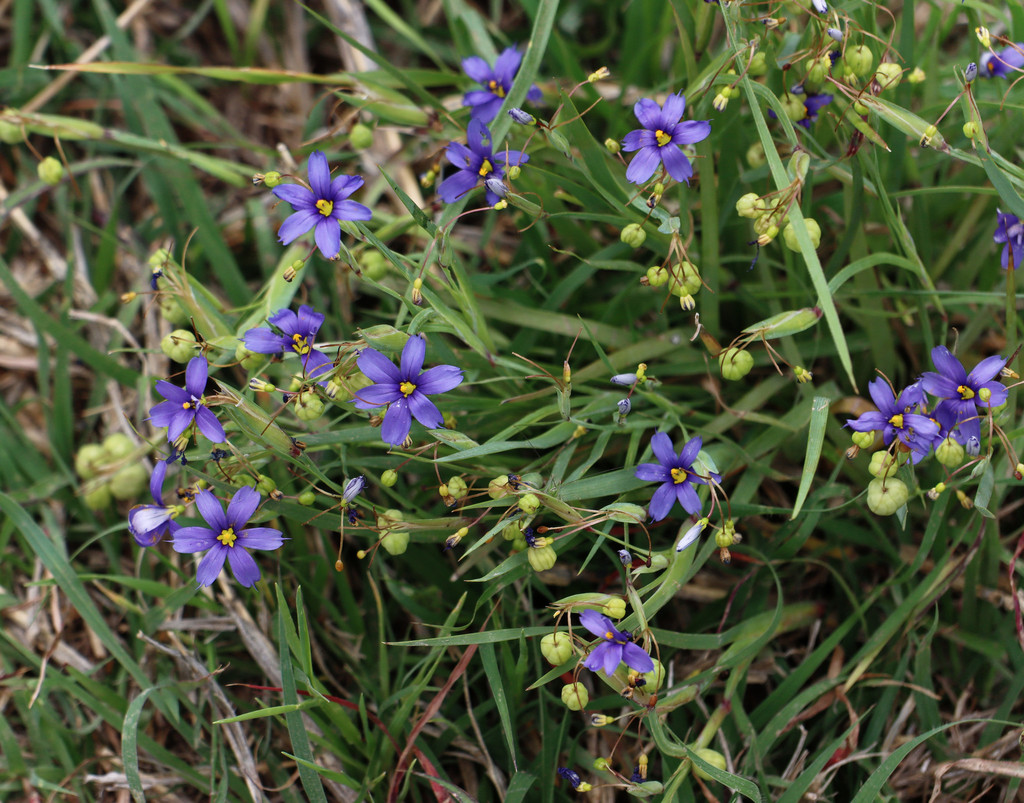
634 432 717 521
557 768 583 790
846 379 939 463
172 487 284 587
128 460 180 547
921 346 1008 446
981 44 1024 78
462 46 542 123
994 210 1024 270
578 609 653 675
352 335 464 445
800 93 833 127
437 120 529 206
148 356 226 444
272 152 372 259
243 305 327 372
621 93 711 185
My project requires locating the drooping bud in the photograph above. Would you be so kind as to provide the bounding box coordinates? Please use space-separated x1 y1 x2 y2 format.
541 631 574 664
508 108 537 125
783 218 822 252
851 430 875 449
935 436 964 467
611 372 638 386
519 493 541 514
38 156 64 186
691 747 728 781
868 450 904 478
781 93 807 122
667 261 702 297
604 137 621 154
844 45 874 77
827 27 844 43
161 329 199 363
736 192 763 219
874 62 902 91
293 390 325 421
527 544 556 571
748 52 768 77
676 517 707 551
965 62 978 83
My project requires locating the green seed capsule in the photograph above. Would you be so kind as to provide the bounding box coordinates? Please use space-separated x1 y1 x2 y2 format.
866 477 909 515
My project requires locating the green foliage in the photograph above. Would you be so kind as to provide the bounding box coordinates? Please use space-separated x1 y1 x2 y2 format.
2 1 1024 801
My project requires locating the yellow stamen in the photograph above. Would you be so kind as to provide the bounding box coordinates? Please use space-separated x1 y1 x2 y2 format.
655 129 672 147
316 199 334 217
487 79 506 98
218 527 237 547
604 630 614 640
291 333 310 355
399 380 417 397
182 401 193 410
957 384 975 400
670 467 688 484
889 414 904 428
478 158 493 177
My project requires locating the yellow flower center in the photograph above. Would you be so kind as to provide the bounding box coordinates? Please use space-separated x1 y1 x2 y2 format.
182 401 193 410
218 527 237 547
957 384 975 400
399 380 417 397
670 467 688 484
316 199 334 217
478 158 493 177
655 129 672 147
291 333 310 355
889 413 904 428
604 630 614 640
487 79 506 98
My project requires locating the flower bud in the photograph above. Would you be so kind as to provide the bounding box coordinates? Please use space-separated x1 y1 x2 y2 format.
812 0 827 12
508 108 536 125
590 714 611 727
965 436 980 457
712 93 730 112
527 544 556 571
248 378 276 393
294 390 325 421
161 329 199 363
691 747 728 781
935 436 965 467
604 137 621 154
851 430 875 449
976 26 991 48
978 387 991 403
561 683 590 711
844 45 874 77
616 398 631 419
348 122 374 150
620 223 646 248
736 192 763 219
541 631 573 664
782 218 822 252
827 27 844 43
611 372 639 386
965 62 978 83
719 347 754 380
866 477 909 516
519 493 541 514
676 518 707 551
874 62 902 91
38 156 64 186
381 469 399 487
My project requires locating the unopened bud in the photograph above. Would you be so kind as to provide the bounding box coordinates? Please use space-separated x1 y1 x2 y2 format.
37 156 64 186
508 108 536 125
588 67 610 82
604 137 621 154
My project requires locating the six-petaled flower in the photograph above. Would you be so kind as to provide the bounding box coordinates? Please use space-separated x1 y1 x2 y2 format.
148 356 226 445
981 43 1024 78
994 210 1024 271
352 335 464 446
437 120 529 206
172 487 285 588
921 346 1007 447
462 46 542 123
621 93 711 185
635 432 718 521
243 305 328 373
128 460 180 547
845 378 938 463
272 151 372 259
578 608 653 676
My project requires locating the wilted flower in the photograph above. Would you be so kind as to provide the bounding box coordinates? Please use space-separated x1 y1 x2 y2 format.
462 46 542 123
578 608 654 675
437 120 529 206
921 346 1008 446
352 335 464 445
243 305 327 373
272 151 372 259
621 93 711 184
557 767 583 790
845 378 938 463
128 460 180 547
994 210 1024 270
172 487 285 587
148 356 226 444
635 432 718 520
981 44 1024 78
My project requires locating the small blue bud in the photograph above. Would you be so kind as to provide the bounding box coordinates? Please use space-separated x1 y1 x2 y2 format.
965 62 978 82
966 436 980 456
617 398 631 416
827 27 843 42
508 108 536 125
812 0 827 12
610 372 638 386
343 475 366 503
617 548 632 567
484 176 508 198
790 83 805 95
